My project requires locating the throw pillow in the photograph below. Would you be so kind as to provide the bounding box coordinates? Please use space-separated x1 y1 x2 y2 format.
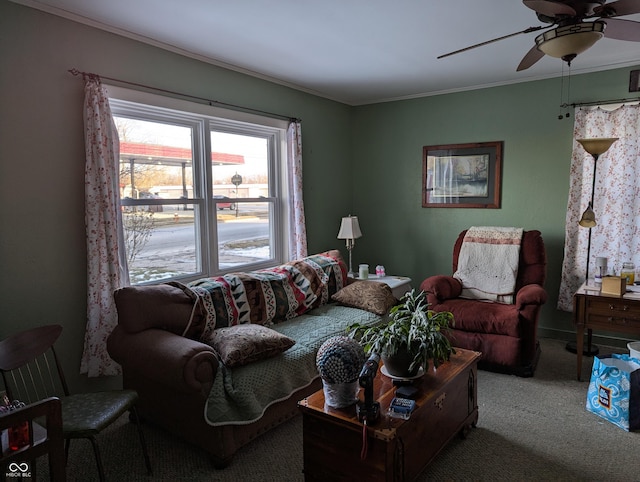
331 281 397 315
204 324 295 368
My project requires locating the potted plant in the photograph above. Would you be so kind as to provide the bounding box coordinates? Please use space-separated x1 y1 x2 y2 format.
348 289 455 377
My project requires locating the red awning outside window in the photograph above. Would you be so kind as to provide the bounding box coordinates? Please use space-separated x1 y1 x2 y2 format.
120 141 244 165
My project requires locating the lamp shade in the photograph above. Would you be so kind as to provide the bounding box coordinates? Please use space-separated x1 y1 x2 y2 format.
577 138 618 156
579 204 596 228
337 215 362 240
535 22 605 62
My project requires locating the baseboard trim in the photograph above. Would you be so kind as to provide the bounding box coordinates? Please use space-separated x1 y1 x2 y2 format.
538 327 639 350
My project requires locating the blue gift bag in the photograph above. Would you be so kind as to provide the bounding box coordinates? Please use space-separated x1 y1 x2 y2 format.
586 354 640 431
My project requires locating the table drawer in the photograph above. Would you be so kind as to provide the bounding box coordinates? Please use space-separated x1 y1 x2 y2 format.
587 299 640 319
586 312 640 330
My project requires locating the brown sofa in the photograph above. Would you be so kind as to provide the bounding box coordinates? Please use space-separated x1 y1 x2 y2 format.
107 251 393 467
419 229 547 377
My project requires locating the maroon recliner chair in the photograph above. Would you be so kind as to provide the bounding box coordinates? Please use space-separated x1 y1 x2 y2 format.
420 229 547 377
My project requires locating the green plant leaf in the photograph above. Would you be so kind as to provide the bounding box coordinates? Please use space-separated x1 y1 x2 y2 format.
347 289 455 373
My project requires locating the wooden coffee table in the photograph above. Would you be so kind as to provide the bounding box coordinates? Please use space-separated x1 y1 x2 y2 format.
298 348 480 481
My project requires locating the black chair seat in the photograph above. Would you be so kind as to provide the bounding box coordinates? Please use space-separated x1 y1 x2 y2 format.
62 390 138 437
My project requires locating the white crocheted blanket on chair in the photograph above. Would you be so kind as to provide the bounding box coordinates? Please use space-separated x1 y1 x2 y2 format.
454 226 523 304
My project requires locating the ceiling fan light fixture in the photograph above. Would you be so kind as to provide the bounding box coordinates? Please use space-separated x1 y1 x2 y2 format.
535 21 605 62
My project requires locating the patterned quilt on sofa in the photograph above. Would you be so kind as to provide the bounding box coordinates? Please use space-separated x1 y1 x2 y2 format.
184 250 348 341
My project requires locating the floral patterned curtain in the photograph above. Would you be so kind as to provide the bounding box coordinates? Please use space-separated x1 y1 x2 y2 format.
80 76 129 376
558 104 640 311
287 120 308 259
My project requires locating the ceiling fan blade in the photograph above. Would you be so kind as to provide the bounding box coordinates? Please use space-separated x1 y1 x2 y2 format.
437 26 545 59
595 0 640 17
603 18 640 41
523 0 576 17
516 45 545 71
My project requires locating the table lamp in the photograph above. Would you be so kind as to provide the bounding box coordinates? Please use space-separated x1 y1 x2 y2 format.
337 215 362 277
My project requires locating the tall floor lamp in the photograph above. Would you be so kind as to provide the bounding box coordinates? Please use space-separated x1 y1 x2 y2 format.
566 137 618 357
337 215 362 278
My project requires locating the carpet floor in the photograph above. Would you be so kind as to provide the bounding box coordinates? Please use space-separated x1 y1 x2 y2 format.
38 337 640 481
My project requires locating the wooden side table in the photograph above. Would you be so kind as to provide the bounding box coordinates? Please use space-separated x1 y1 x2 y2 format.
573 283 640 380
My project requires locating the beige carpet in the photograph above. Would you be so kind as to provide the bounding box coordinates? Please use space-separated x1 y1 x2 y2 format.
39 338 640 481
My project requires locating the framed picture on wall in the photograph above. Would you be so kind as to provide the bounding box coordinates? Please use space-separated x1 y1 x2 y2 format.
422 141 503 208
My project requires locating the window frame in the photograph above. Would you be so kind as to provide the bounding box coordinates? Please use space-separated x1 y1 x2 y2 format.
107 85 290 284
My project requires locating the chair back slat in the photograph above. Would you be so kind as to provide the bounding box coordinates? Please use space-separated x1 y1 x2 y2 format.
0 326 66 404
3 354 66 404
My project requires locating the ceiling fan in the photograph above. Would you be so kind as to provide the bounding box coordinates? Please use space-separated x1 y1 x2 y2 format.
438 0 640 71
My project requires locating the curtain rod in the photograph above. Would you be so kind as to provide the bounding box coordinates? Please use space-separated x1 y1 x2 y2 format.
68 68 300 123
561 96 640 108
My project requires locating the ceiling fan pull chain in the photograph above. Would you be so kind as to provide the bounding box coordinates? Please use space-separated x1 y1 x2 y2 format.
558 64 565 120
566 63 572 119
557 62 573 120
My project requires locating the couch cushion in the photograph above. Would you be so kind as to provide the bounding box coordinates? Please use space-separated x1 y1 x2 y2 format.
204 324 295 368
432 298 520 338
204 304 384 426
185 250 348 340
114 283 202 334
331 280 397 315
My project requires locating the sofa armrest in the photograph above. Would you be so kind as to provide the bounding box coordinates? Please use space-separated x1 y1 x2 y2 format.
420 275 463 305
107 326 218 396
515 284 547 310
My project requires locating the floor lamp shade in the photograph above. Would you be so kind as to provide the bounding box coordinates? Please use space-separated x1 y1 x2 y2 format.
577 138 618 157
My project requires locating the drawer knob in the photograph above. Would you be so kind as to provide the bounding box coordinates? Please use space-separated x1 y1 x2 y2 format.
607 316 628 324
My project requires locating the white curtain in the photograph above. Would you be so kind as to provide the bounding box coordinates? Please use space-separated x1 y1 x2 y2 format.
287 120 308 259
80 76 129 377
558 104 640 311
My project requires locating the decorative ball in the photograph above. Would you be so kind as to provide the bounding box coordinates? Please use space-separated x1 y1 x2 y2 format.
316 336 366 384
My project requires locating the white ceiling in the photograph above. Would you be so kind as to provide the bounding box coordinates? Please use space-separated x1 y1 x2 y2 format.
14 0 640 105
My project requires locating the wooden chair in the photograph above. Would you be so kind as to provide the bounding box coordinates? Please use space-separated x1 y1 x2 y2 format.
0 396 65 481
0 325 152 481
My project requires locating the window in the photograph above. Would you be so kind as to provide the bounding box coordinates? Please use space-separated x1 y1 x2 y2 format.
108 87 290 285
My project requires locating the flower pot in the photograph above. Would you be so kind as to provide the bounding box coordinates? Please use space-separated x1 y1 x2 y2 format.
322 379 359 408
381 347 420 378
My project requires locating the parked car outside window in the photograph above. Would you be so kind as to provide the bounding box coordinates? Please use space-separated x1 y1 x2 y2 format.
213 195 236 210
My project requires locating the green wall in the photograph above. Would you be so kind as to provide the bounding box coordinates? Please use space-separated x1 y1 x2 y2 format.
0 2 353 392
1 2 638 393
351 67 639 344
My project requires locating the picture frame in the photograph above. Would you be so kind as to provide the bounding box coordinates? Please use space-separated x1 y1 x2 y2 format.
422 141 503 208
